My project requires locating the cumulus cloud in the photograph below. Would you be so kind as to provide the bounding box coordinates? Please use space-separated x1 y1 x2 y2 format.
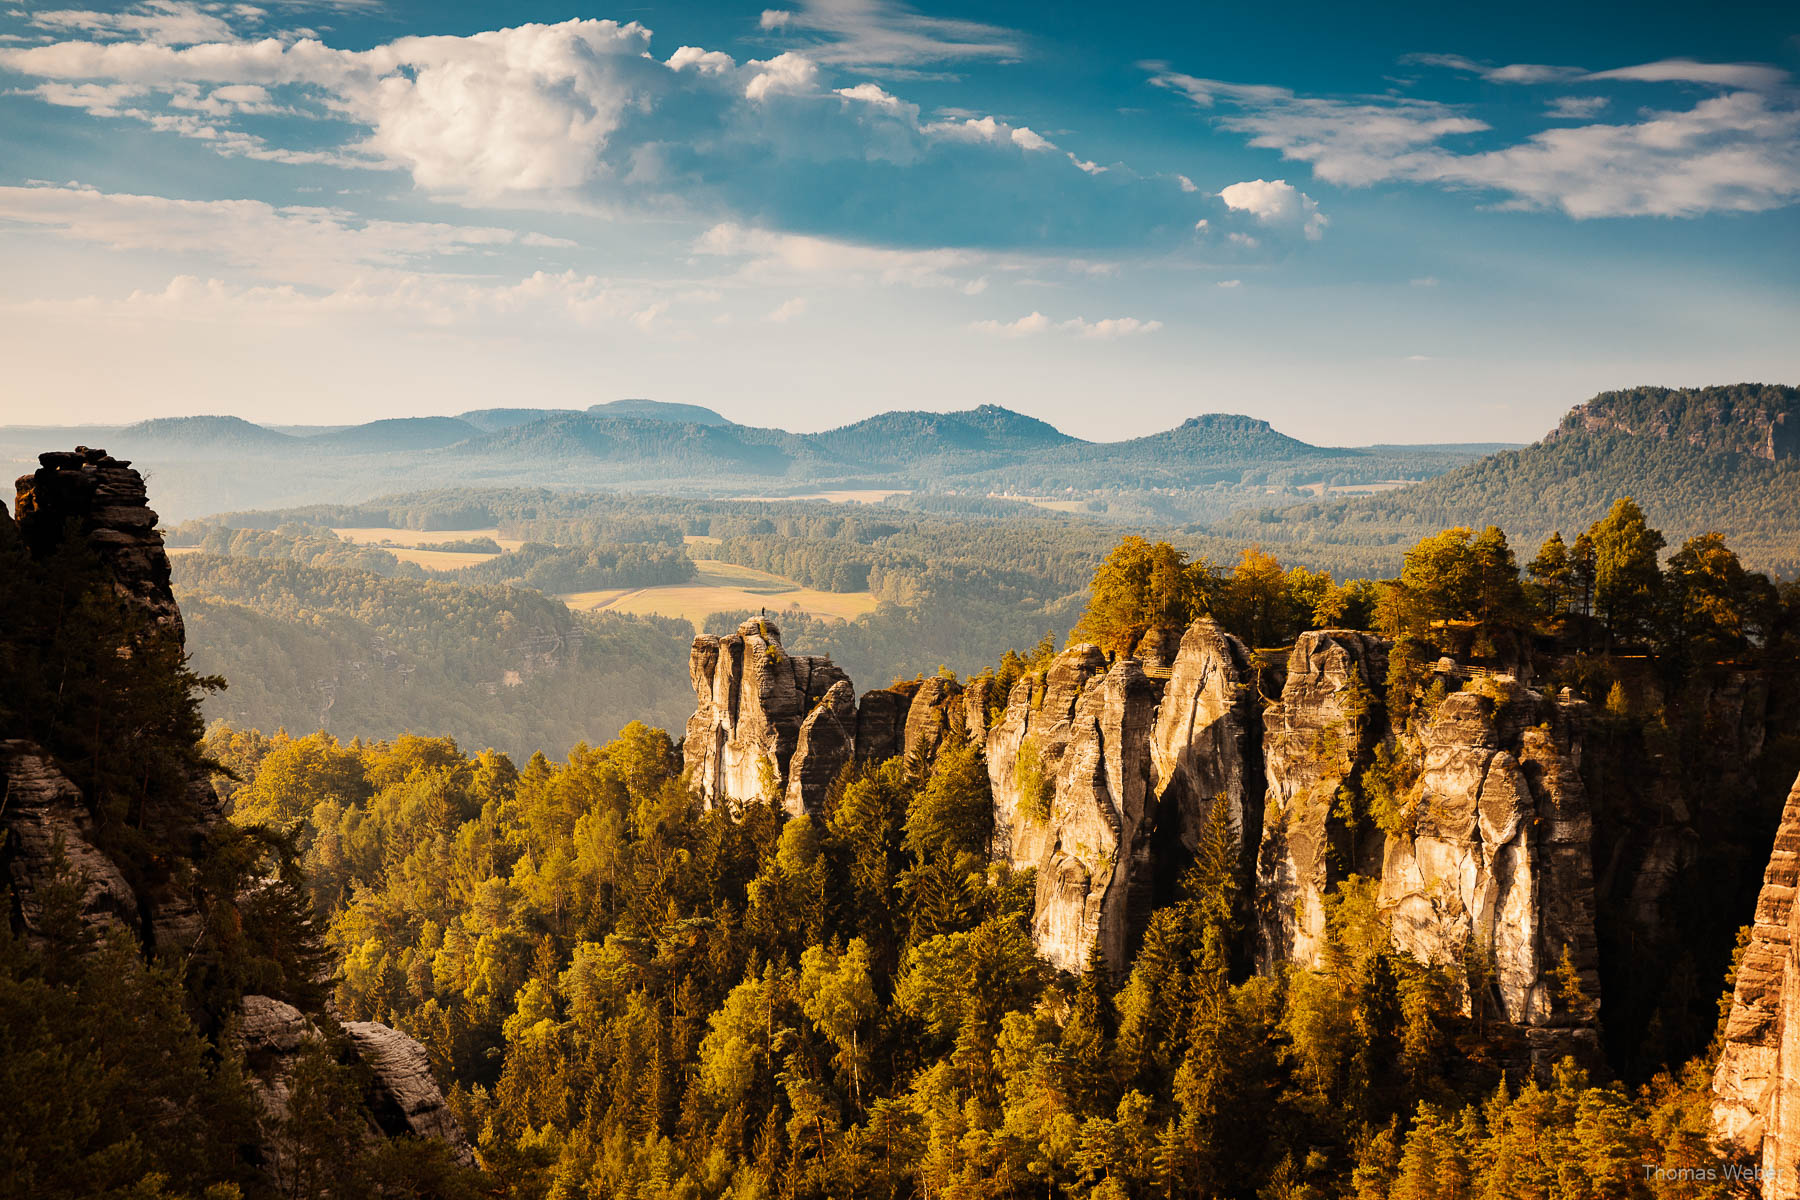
969 311 1162 337
1218 178 1327 240
1152 62 1800 217
0 13 1199 250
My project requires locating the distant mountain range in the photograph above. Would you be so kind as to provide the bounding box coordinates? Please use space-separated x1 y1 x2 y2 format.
0 399 1513 523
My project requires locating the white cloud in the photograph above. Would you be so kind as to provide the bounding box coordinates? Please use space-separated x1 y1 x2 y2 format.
1587 59 1790 90
1216 279 1241 287
766 296 806 322
0 14 1128 237
0 182 573 288
969 311 1162 338
1218 177 1328 240
31 1 240 47
1546 95 1608 120
1154 65 1800 217
751 0 1018 70
745 52 818 100
694 222 990 292
1409 276 1438 287
1404 54 1584 85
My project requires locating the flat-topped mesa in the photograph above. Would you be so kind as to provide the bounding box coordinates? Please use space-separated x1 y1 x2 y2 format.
683 617 851 809
13 446 184 642
1713 772 1800 1185
1256 630 1390 972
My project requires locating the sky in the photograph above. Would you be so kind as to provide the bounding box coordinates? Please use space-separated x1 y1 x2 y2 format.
0 0 1796 444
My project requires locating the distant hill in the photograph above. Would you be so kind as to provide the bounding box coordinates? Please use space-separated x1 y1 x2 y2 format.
808 404 1081 463
117 415 295 451
455 407 582 432
588 399 731 425
305 416 482 452
7 400 1511 523
470 414 802 475
1230 384 1800 571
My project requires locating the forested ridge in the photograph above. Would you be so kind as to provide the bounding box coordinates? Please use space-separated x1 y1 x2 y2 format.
1236 385 1800 572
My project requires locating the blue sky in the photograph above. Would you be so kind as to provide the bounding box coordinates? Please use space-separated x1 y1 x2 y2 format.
0 0 1795 443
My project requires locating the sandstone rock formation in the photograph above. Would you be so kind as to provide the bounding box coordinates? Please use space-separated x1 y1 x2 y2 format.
683 618 849 807
1256 631 1388 971
903 675 963 766
1377 685 1602 1066
14 447 184 638
0 739 138 943
1713 772 1800 1191
981 644 1163 975
1149 618 1258 870
854 688 909 765
237 995 474 1173
785 679 857 817
3 449 472 1174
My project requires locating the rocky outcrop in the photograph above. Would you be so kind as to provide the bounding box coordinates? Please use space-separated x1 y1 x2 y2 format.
1149 618 1258 871
237 996 474 1172
344 1020 475 1160
904 676 963 766
683 618 849 807
1029 657 1159 974
0 739 138 943
14 447 184 639
987 643 1110 873
785 680 857 817
3 449 472 1175
1713 773 1800 1188
1255 631 1388 971
982 644 1161 975
1377 685 1602 1066
855 688 909 765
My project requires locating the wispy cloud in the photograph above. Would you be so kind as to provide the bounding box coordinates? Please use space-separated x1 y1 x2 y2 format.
969 311 1162 338
1151 61 1800 217
753 0 1020 72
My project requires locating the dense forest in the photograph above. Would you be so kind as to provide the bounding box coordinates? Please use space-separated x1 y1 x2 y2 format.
173 555 695 758
186 499 1800 1199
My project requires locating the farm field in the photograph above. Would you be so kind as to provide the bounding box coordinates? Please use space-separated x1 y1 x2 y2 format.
333 526 522 571
561 558 878 631
332 526 526 550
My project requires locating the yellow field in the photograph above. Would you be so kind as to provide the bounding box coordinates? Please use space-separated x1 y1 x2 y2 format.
332 526 526 551
683 534 722 547
562 559 878 631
